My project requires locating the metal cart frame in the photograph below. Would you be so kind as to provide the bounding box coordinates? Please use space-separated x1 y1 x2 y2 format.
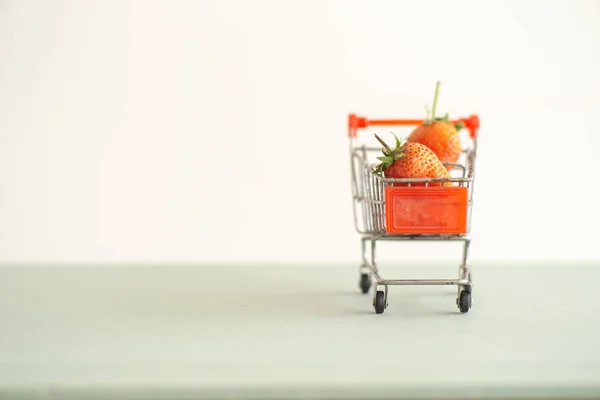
347 114 480 314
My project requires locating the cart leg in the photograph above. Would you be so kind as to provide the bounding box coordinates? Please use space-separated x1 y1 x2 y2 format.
370 239 388 314
361 237 368 266
358 238 372 293
459 238 471 283
457 238 472 313
370 238 379 276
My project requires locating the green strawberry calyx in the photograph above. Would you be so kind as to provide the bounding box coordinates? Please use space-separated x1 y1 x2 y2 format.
424 81 464 131
372 133 406 175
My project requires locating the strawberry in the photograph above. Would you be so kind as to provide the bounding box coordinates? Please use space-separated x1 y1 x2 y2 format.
373 133 450 187
407 81 464 169
408 120 461 168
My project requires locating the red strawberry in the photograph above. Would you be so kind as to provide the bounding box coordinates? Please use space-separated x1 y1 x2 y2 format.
373 133 450 187
407 81 464 169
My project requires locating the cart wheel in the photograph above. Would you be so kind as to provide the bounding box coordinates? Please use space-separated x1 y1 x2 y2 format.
374 291 386 314
458 290 471 313
359 273 371 294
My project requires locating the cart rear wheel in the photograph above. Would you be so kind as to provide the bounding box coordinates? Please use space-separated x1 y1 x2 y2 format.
458 290 471 313
359 273 371 294
374 291 386 314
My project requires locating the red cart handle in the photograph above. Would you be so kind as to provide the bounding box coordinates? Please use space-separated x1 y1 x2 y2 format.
348 113 479 139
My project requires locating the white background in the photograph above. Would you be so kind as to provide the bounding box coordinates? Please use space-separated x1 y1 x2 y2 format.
1 0 599 264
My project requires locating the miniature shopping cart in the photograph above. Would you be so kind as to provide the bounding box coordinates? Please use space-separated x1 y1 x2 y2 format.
347 113 480 314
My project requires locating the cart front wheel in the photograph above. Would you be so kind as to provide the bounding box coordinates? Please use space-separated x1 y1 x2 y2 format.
458 290 471 313
374 291 386 314
359 273 371 294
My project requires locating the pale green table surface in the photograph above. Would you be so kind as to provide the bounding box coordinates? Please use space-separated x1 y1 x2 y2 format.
0 262 599 399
